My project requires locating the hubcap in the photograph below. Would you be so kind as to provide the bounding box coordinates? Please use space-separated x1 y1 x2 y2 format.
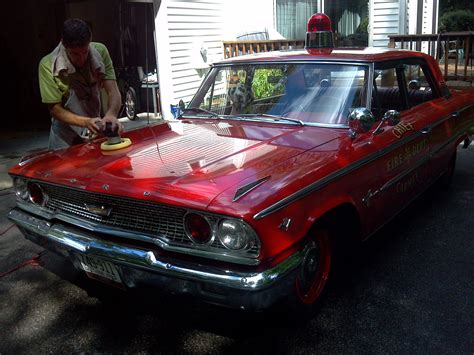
295 231 331 305
126 91 135 118
300 244 320 291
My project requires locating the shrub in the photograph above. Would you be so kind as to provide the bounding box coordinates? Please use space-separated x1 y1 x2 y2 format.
439 10 474 32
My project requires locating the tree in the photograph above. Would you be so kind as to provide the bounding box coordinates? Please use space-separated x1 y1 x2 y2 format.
438 10 474 32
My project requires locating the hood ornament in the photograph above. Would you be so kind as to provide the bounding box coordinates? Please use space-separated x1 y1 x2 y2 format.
84 204 113 217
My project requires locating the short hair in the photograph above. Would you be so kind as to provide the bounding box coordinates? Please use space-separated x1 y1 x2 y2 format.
61 18 91 48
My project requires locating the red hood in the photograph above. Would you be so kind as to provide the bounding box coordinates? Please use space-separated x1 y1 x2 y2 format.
10 120 341 210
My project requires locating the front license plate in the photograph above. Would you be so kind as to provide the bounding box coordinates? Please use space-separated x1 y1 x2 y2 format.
77 254 122 284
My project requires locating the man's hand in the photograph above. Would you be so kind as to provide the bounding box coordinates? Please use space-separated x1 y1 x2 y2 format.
102 115 123 134
85 117 104 135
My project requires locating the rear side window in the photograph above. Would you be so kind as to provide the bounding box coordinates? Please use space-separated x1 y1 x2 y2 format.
372 60 438 118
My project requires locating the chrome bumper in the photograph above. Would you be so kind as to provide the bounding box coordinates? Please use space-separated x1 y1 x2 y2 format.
8 208 303 310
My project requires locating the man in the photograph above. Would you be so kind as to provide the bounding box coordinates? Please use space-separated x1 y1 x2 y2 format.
39 18 122 149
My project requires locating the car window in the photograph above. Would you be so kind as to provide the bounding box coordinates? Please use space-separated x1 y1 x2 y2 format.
372 61 437 119
402 64 435 108
190 63 369 126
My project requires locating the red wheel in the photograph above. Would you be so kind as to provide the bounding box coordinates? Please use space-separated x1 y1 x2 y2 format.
294 229 332 306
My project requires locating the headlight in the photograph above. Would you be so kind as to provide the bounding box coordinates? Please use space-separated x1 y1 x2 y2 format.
217 219 252 250
13 177 29 200
182 212 260 263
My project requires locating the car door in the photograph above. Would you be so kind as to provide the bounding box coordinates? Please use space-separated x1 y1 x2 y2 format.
403 60 453 181
365 60 434 227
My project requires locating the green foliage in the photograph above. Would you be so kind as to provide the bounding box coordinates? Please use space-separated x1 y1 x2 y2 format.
252 69 285 99
439 0 474 13
439 10 474 31
356 17 369 34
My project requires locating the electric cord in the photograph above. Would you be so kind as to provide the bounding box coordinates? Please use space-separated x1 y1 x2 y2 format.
0 250 47 278
0 224 16 236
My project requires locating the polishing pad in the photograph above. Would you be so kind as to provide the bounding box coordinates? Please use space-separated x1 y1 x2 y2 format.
101 138 132 151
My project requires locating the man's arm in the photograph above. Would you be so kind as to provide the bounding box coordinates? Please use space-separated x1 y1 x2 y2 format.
102 79 122 132
48 103 103 134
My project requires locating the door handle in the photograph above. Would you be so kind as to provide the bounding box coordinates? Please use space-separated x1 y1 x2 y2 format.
421 126 432 134
451 111 460 119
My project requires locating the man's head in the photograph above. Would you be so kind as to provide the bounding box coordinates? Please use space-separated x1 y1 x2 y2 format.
61 18 92 68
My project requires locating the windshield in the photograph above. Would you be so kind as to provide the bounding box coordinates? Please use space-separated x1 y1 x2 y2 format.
188 63 369 126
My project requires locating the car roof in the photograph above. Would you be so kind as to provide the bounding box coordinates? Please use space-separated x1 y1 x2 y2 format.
215 47 429 65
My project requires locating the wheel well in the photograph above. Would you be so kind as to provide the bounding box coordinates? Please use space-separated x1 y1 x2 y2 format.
306 203 362 271
309 203 362 245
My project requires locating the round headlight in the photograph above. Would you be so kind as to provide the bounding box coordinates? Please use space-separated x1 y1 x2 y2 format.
13 177 29 200
217 219 249 250
27 182 45 206
184 213 212 244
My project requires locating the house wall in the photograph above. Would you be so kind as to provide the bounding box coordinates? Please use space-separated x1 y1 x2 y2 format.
369 0 407 47
421 0 438 35
155 0 225 119
407 0 439 35
222 0 275 40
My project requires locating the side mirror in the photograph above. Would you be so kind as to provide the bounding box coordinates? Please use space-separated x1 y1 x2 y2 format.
382 110 400 126
348 107 376 139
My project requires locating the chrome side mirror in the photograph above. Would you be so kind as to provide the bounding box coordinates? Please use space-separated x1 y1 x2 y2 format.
348 107 376 139
372 109 401 135
382 110 400 126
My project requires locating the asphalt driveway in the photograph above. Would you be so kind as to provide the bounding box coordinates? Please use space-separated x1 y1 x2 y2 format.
0 129 472 354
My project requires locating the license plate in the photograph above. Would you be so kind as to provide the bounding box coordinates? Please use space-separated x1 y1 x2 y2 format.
77 254 122 284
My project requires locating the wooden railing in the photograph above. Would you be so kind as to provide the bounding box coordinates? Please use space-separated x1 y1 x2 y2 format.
222 34 473 83
388 32 473 82
223 40 305 58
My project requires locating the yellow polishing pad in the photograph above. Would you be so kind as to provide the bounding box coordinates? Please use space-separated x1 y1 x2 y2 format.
100 138 132 151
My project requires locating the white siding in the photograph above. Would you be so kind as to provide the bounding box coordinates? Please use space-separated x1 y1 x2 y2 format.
155 0 225 119
369 0 407 47
421 0 438 34
407 0 439 35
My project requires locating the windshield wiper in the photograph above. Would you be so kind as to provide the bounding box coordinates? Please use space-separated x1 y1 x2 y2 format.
180 107 219 118
232 113 304 126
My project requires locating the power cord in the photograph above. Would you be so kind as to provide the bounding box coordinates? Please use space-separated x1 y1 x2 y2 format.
0 224 16 236
0 250 47 278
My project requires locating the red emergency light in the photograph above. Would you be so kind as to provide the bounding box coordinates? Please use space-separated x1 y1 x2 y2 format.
305 13 334 49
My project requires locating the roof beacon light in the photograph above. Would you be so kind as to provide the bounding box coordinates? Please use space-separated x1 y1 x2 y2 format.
305 13 334 49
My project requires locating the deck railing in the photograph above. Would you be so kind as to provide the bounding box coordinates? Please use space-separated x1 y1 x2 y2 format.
388 32 473 82
222 34 473 83
223 39 305 58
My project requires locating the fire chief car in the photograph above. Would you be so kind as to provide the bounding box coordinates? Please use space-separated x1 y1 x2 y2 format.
9 14 473 311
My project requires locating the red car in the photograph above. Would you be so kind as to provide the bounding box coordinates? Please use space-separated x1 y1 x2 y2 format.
9 14 473 311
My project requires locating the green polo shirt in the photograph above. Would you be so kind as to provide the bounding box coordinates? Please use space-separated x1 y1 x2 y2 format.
38 42 116 104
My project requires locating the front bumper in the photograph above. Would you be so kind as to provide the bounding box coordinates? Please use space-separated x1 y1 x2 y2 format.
8 208 302 310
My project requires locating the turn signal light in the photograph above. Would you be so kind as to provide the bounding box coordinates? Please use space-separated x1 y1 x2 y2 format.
27 182 44 206
184 213 212 244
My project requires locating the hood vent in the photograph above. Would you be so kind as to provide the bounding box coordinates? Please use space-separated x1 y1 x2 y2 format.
233 176 271 202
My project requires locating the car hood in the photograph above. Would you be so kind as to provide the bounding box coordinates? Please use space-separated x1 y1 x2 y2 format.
11 119 340 210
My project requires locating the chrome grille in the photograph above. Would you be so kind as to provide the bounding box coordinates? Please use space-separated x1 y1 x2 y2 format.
41 183 191 245
37 182 260 257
